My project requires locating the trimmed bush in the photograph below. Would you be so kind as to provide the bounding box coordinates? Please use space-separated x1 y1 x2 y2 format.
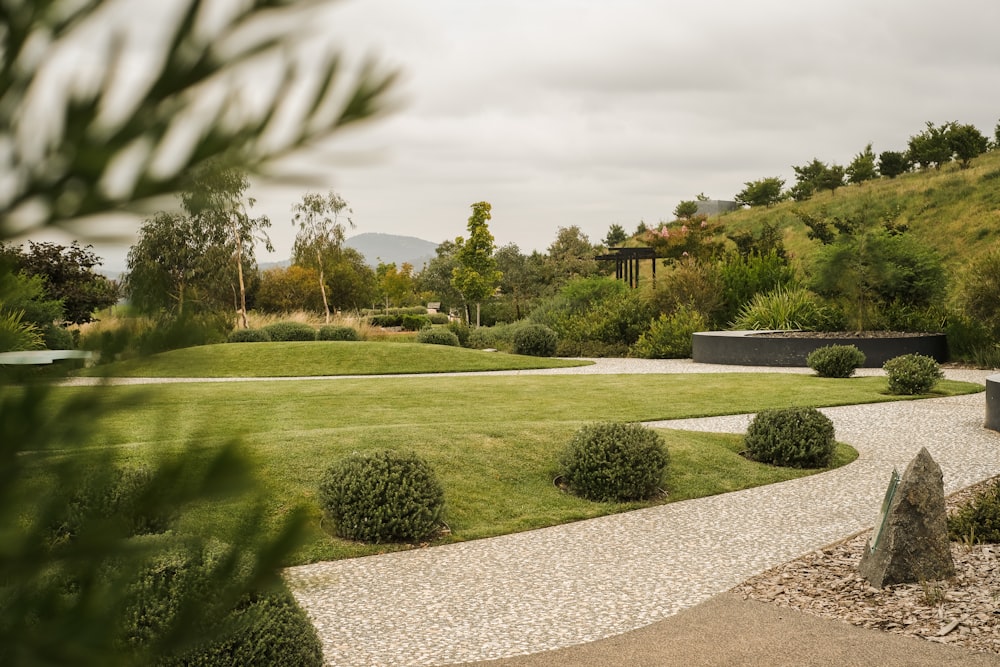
806 344 866 378
53 466 177 545
744 407 835 468
467 326 499 350
428 312 450 325
228 328 271 343
318 450 445 543
631 306 707 359
318 325 360 341
416 328 460 346
121 538 323 666
512 323 558 357
948 479 1000 544
401 314 431 331
883 353 943 395
262 321 316 342
558 422 669 502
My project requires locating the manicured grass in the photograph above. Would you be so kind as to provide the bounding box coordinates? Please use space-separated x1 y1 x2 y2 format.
75 341 590 377
26 373 980 564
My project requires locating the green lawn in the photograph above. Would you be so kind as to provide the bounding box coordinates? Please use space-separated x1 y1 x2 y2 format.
74 341 590 377
26 373 981 564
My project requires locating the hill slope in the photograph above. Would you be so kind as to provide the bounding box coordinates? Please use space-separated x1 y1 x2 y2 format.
702 150 1000 271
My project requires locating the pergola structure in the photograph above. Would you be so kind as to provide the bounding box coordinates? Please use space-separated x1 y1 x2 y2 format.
595 247 658 288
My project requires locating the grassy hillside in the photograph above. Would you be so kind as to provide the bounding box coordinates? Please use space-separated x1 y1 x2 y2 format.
707 150 1000 272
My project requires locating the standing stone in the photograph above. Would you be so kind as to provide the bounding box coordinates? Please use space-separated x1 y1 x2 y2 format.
858 447 954 587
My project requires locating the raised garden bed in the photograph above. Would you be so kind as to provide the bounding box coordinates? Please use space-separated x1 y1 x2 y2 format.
691 330 947 368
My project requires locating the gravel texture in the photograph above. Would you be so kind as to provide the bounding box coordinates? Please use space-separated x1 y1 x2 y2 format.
735 476 1000 655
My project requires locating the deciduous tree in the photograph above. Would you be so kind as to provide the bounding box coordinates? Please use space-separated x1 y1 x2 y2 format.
948 123 989 168
452 202 501 326
847 144 879 184
878 151 910 179
292 191 354 323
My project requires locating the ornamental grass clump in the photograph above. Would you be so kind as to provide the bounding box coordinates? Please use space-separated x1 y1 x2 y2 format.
806 344 866 378
744 407 835 468
558 422 668 502
318 450 445 543
415 327 460 346
883 353 943 395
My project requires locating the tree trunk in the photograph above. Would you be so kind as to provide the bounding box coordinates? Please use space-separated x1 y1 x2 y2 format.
317 249 330 324
475 302 481 328
233 219 248 329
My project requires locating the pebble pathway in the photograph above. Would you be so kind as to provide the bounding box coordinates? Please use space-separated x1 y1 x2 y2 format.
108 360 998 667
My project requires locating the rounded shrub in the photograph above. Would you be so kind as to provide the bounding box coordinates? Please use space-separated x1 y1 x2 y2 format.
262 321 316 342
558 422 669 502
43 324 75 350
428 312 450 325
318 325 360 341
416 328 460 346
121 537 323 666
467 326 499 350
883 353 943 395
806 344 866 378
512 323 558 357
948 479 1000 544
318 450 445 543
227 328 271 343
744 407 836 468
401 314 431 331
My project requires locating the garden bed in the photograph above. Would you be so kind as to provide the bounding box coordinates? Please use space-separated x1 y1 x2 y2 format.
691 330 948 367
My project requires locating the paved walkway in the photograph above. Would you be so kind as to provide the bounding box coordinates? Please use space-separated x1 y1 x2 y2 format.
280 362 1000 666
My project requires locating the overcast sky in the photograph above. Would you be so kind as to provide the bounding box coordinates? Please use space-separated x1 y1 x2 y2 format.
29 0 1000 270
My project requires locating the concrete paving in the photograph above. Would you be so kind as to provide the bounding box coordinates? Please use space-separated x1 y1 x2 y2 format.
279 361 1000 666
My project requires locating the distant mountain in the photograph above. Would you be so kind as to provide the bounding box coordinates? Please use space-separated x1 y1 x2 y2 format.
344 233 438 269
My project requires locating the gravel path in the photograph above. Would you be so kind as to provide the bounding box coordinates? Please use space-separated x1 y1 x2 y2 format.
278 362 1000 667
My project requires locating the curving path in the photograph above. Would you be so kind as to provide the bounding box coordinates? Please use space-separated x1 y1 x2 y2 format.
281 362 1000 667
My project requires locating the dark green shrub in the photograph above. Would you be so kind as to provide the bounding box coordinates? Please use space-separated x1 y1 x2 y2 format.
512 323 558 357
318 450 445 543
883 353 943 395
262 321 316 342
138 311 232 355
43 324 75 349
806 344 866 378
227 328 271 343
948 479 1000 544
447 320 470 346
467 326 499 350
401 314 431 331
631 306 707 358
121 537 323 666
369 314 403 328
416 328 460 346
53 466 177 545
318 325 360 341
558 422 668 502
744 407 835 468
428 312 449 325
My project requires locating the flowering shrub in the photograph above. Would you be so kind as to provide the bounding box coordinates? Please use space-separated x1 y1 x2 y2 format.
883 354 943 395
